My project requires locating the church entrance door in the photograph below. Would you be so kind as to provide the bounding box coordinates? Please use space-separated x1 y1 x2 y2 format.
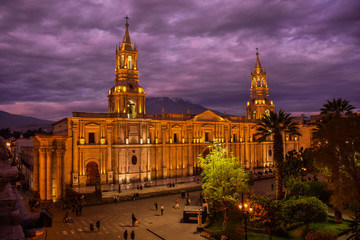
86 162 98 186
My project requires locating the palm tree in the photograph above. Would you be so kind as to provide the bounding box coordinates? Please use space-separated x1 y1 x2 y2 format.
320 98 355 117
255 109 301 200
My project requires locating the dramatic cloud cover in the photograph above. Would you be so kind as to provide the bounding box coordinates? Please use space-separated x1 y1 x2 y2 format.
0 0 359 120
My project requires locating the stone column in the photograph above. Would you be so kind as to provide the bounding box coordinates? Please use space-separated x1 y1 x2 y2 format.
72 123 79 186
39 149 46 201
56 150 63 200
106 125 113 183
46 149 52 201
32 148 39 192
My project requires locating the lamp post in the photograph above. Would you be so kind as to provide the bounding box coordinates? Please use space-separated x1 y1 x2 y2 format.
239 202 253 240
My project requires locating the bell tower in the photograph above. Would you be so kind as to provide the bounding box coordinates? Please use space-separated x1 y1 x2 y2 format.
108 17 146 118
246 50 274 119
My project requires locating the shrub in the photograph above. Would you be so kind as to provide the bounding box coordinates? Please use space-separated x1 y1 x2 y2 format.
305 230 337 240
282 196 328 233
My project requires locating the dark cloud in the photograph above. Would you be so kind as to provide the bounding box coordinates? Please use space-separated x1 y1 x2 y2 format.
0 0 359 121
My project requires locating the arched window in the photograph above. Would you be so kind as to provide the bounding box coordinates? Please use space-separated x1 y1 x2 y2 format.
131 155 137 165
128 56 132 69
121 55 124 67
127 100 136 118
252 111 256 119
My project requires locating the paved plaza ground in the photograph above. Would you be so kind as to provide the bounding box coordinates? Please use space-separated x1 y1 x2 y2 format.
30 178 276 240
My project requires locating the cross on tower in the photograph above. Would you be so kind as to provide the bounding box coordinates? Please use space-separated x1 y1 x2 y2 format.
124 16 130 25
256 47 259 53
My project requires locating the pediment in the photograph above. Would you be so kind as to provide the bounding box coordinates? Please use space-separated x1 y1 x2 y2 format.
84 122 100 128
232 126 239 130
171 124 182 129
192 110 229 122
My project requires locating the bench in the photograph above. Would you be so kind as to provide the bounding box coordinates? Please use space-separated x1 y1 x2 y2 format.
200 229 213 239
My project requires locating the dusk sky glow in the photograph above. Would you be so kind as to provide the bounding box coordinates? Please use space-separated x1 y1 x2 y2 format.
0 0 359 121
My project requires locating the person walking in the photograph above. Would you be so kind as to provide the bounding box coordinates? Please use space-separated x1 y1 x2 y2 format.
175 199 179 209
154 202 158 211
75 206 79 216
131 230 135 240
90 223 94 232
132 213 137 226
124 230 128 240
160 204 164 216
96 220 100 231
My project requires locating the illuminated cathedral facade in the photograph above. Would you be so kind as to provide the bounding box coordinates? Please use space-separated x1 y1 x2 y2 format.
31 22 312 201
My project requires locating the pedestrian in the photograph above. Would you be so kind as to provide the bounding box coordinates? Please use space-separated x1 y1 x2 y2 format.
271 183 274 191
90 223 94 232
160 204 164 216
79 205 82 216
124 230 128 240
96 220 100 231
71 204 75 212
137 185 139 190
132 213 137 226
154 202 158 211
131 230 135 240
75 206 79 216
175 199 179 209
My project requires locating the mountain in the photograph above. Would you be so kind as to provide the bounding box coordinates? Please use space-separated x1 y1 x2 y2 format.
0 110 53 130
145 97 223 115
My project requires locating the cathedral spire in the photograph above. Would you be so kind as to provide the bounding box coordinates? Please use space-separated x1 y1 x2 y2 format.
123 16 132 44
254 48 264 74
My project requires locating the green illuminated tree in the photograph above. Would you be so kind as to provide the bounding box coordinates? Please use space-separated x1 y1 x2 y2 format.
255 110 301 200
198 144 251 232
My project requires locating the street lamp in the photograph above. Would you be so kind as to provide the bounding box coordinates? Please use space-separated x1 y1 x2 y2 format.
239 202 253 240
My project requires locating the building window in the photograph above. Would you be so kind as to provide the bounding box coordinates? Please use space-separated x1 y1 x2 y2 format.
131 155 137 165
89 133 95 144
233 133 236 142
173 133 178 143
265 109 270 117
127 100 136 118
252 111 256 119
128 56 132 69
269 149 272 156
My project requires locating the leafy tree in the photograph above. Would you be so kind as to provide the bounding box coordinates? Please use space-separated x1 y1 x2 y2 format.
249 194 281 240
282 196 328 233
320 98 355 117
285 176 330 203
0 128 12 139
255 110 301 200
283 149 306 180
198 144 251 232
313 113 360 212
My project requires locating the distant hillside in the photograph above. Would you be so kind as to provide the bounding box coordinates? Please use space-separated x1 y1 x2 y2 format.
145 97 223 115
0 110 53 130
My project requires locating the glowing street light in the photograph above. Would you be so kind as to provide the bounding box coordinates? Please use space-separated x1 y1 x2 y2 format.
239 202 253 240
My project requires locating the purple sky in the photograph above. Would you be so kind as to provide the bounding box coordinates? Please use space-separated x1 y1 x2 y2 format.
1 0 359 121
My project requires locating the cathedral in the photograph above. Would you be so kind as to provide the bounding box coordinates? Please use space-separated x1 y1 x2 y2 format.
31 21 312 201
